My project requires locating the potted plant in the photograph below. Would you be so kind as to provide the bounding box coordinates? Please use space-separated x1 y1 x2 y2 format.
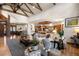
31 39 39 50
58 30 64 38
31 39 39 46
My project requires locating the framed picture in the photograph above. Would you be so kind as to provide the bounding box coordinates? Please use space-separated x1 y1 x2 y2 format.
65 16 79 27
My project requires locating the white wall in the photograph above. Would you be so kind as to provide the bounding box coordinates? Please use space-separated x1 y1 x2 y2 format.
64 27 74 42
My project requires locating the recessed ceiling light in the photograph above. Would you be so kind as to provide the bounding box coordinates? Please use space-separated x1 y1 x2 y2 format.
33 6 35 8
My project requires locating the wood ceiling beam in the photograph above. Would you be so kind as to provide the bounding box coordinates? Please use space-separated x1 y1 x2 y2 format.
18 4 32 14
28 3 42 11
19 7 29 17
9 4 16 12
24 3 34 14
37 3 42 11
0 4 2 9
20 9 29 17
7 4 18 13
53 3 56 5
1 3 29 17
18 3 33 14
19 7 31 13
13 4 17 12
16 3 23 11
7 3 23 13
1 8 27 16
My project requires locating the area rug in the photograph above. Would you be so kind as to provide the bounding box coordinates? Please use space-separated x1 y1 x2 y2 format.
6 39 25 56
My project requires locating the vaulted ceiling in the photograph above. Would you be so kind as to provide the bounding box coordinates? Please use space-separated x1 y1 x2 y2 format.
0 3 56 17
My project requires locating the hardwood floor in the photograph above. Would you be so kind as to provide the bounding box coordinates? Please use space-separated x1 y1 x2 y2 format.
0 36 11 56
0 45 11 56
61 44 79 56
0 36 79 56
